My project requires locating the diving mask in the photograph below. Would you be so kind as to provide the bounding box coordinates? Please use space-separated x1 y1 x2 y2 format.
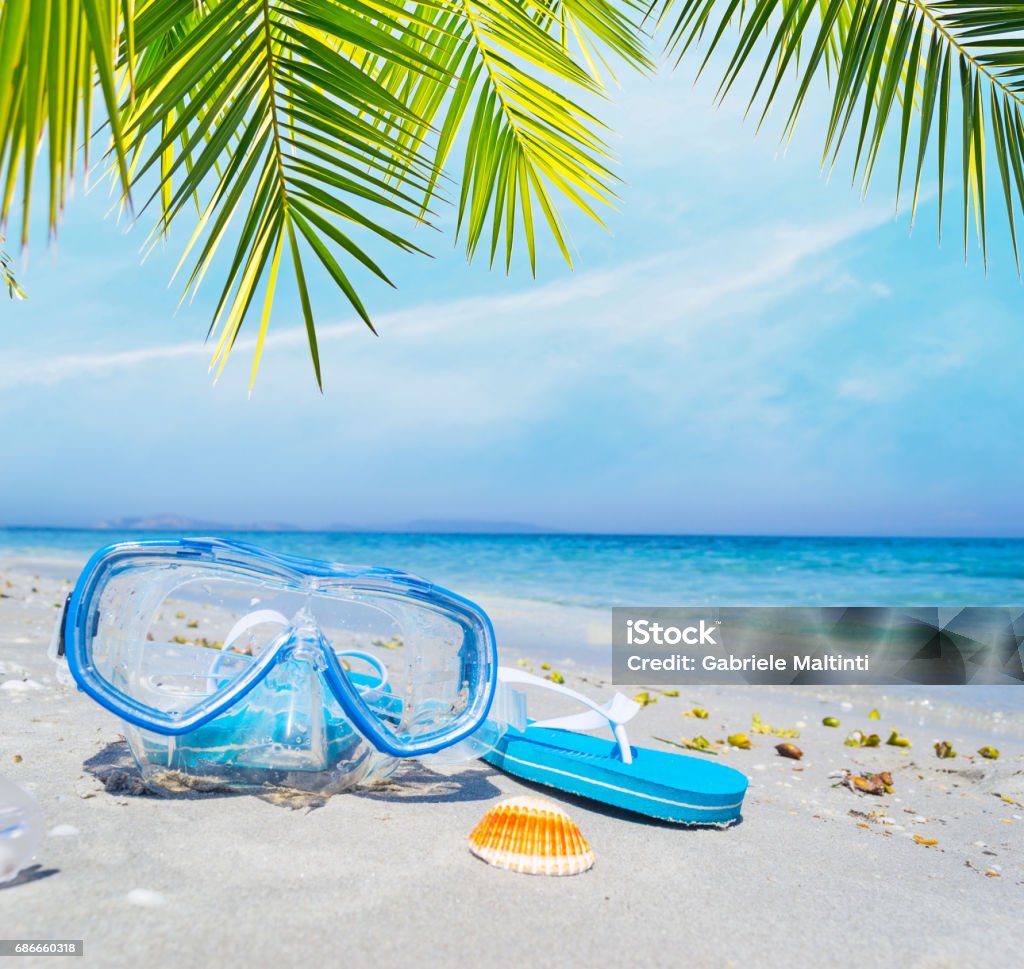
51 538 502 792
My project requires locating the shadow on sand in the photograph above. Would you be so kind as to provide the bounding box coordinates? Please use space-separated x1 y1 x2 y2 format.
82 740 502 810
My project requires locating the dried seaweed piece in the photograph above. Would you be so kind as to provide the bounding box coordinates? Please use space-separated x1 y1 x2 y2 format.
978 746 1000 760
913 836 938 846
845 730 882 748
632 692 656 707
547 671 565 685
683 707 709 718
751 713 800 738
822 717 840 728
659 690 680 698
775 743 803 760
886 730 911 748
934 741 957 759
653 736 720 756
727 733 752 749
839 770 894 796
867 709 880 720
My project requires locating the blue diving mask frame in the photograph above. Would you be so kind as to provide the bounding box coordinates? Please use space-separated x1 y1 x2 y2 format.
52 539 501 792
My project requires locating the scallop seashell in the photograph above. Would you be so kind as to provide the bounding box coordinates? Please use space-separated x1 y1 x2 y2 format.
468 796 594 876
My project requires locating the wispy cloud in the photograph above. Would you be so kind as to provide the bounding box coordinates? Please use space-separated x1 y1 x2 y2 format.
0 206 891 396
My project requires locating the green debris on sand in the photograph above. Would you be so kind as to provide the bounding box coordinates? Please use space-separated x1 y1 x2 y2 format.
654 735 720 755
845 730 881 748
886 730 911 748
751 712 800 738
372 636 404 650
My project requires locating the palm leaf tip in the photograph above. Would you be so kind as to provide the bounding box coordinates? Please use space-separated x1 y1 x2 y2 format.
659 0 1024 270
1 237 26 299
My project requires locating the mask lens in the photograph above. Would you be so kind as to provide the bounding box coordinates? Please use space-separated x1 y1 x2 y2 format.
310 587 493 753
84 562 304 721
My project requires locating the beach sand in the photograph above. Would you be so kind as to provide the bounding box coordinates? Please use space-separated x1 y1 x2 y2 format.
1 558 1022 969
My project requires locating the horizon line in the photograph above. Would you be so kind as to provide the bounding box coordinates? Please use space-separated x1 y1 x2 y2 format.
2 523 1023 542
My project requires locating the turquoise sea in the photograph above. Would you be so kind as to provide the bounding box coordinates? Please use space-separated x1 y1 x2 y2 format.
2 528 1022 608
3 528 1023 714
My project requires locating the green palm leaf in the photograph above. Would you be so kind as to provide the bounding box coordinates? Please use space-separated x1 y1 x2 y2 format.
0 0 130 244
0 0 648 384
122 0 444 390
1 233 24 298
656 0 1024 269
370 0 651 271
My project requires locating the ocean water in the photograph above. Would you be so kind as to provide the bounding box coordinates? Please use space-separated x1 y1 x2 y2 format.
2 528 1023 608
2 528 1022 714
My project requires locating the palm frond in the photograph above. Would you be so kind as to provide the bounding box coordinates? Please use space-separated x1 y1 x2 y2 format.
0 0 130 246
1 234 25 298
122 0 442 390
371 0 652 272
656 0 1024 269
2 0 653 384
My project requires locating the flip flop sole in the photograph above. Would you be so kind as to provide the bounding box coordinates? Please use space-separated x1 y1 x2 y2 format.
482 726 748 825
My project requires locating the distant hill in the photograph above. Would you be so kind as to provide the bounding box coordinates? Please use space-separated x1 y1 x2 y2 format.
324 519 558 534
91 515 557 535
93 515 301 532
393 519 556 534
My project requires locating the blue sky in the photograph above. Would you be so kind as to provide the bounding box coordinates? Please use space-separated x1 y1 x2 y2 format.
1 63 1022 537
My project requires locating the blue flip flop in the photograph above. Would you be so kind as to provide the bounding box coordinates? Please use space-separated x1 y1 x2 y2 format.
481 669 748 826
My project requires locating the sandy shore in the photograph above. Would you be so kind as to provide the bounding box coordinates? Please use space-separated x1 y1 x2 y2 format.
1 557 1022 968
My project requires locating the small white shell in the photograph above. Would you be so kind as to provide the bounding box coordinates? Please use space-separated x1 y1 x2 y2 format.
468 796 594 876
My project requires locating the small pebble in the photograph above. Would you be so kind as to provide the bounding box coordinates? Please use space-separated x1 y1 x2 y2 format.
125 889 166 908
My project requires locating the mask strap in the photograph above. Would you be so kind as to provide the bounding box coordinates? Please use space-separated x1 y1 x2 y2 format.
222 609 291 650
214 609 388 691
336 651 388 691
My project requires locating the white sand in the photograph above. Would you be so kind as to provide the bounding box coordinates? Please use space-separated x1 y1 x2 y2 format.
1 558 1022 968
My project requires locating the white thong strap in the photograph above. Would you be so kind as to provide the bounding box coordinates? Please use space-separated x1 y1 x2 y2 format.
497 667 641 765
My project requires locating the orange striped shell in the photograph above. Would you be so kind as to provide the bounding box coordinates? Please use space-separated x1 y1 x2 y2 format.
467 796 595 876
